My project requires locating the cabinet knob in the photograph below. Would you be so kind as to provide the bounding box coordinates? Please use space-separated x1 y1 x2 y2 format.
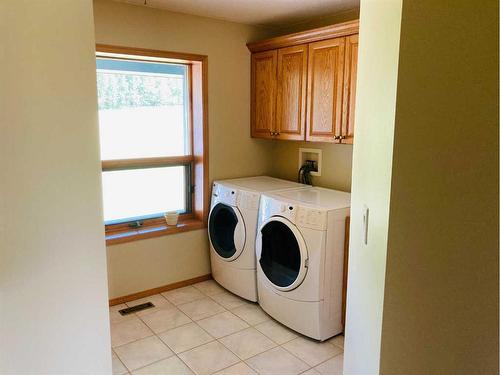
340 135 346 140
333 135 340 140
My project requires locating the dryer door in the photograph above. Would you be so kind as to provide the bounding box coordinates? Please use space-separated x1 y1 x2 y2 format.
256 216 308 292
208 203 246 261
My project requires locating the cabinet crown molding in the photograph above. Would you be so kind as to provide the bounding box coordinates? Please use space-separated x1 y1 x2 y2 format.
247 19 359 53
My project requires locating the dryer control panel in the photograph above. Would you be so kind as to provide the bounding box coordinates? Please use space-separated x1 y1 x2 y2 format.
260 196 327 231
259 197 297 223
296 207 327 231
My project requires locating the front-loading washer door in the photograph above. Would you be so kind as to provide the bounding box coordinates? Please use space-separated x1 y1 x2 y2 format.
208 203 246 261
257 216 308 292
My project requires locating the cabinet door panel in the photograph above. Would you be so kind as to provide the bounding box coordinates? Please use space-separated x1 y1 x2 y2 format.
306 38 345 143
276 45 307 141
341 34 358 144
251 50 277 139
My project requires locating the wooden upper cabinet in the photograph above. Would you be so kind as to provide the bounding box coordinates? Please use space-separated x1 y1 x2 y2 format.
275 45 308 140
247 20 359 143
341 34 358 144
306 38 345 143
251 50 277 139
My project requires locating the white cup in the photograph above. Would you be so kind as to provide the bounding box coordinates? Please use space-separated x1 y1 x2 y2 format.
164 212 179 226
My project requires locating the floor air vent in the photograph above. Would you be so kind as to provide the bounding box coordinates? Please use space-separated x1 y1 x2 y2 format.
119 302 155 316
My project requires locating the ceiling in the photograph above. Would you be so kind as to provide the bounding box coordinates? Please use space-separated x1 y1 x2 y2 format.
115 0 360 28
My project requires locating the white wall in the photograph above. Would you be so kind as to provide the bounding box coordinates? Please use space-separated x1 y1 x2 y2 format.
0 1 112 374
343 1 402 374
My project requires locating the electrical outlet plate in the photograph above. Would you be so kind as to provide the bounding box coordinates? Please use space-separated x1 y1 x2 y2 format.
298 148 322 176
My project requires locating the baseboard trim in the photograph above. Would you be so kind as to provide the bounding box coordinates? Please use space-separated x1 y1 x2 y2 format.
109 274 212 306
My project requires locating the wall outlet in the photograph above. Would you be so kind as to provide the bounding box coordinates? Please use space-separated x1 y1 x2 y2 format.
298 148 322 176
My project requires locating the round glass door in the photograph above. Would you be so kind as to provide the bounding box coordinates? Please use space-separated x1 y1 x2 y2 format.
258 217 308 291
208 203 245 261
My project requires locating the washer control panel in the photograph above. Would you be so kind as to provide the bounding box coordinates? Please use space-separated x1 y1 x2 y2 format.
239 191 260 210
212 183 238 206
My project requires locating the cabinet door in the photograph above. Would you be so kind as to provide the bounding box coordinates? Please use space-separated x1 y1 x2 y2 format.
251 50 277 139
341 34 358 144
306 38 345 143
275 45 307 141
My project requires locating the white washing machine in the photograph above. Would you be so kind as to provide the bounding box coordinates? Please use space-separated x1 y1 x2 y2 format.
208 176 308 302
256 187 350 341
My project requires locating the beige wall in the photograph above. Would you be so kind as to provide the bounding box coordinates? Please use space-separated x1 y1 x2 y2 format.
270 141 353 192
266 10 359 192
380 1 499 374
94 0 360 299
93 0 276 299
343 1 403 374
0 1 111 374
107 230 211 299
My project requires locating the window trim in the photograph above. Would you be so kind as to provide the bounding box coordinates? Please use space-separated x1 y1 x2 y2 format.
96 44 209 245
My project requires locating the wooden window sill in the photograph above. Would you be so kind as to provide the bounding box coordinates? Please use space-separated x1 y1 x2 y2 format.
105 219 206 246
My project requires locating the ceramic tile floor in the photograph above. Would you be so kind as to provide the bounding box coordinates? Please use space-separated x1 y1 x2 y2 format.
110 280 344 375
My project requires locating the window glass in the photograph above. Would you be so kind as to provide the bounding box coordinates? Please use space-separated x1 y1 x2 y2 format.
101 166 186 224
96 57 192 225
96 58 189 160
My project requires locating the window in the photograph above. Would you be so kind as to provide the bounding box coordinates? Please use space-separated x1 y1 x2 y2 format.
96 45 208 244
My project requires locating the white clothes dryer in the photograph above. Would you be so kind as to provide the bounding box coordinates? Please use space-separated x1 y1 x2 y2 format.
256 187 350 340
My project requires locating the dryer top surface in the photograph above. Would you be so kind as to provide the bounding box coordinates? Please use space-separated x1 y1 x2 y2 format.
266 187 351 210
216 176 307 193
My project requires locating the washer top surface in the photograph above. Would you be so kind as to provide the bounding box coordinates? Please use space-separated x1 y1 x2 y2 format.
268 187 351 210
216 176 307 193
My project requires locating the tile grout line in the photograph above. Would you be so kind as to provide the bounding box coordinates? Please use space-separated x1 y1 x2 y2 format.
122 350 175 374
129 321 213 373
279 342 320 367
243 345 311 372
112 282 343 375
169 286 263 374
114 292 228 350
115 323 342 375
112 331 155 351
240 314 340 372
115 284 219 374
193 306 291 371
160 323 217 355
251 323 298 346
165 291 236 375
311 350 344 372
124 283 234 374
111 347 130 375
279 339 344 371
114 330 172 373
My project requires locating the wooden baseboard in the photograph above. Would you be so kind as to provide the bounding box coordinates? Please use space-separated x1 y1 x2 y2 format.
109 274 212 306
